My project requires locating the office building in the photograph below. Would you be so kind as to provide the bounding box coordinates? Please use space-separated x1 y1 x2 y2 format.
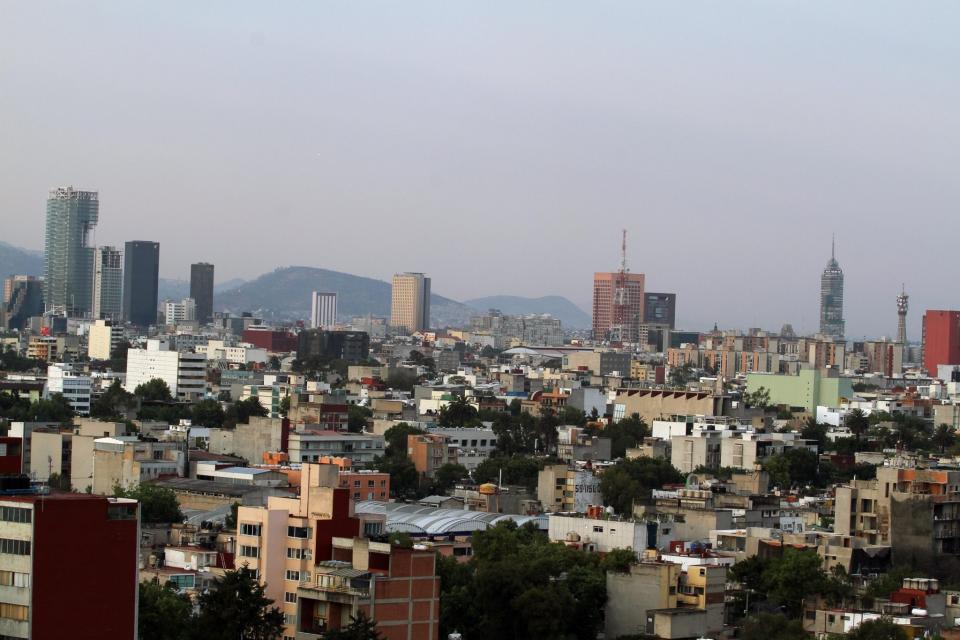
390 272 431 334
92 246 123 320
45 363 92 416
1 276 43 330
87 319 124 361
593 271 645 342
189 262 215 325
124 339 207 401
310 291 338 329
44 187 99 316
122 241 160 327
819 240 845 338
0 487 139 639
164 298 197 325
644 292 677 329
297 329 370 363
922 310 960 375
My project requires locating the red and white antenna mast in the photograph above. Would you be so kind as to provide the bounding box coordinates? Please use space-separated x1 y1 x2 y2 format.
611 229 630 343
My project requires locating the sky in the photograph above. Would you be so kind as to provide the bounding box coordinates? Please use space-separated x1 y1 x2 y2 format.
1 2 958 339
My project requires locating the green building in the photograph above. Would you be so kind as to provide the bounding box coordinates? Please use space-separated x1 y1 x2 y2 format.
745 368 853 413
44 187 99 315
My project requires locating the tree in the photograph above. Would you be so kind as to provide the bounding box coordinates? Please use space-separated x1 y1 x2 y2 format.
763 448 820 490
0 346 45 372
801 418 829 452
743 386 771 410
438 395 479 427
268 355 282 370
605 413 649 458
599 457 684 514
135 378 174 403
191 399 225 428
138 580 193 640
278 395 291 417
373 455 419 498
47 472 71 492
600 548 637 573
432 463 469 494
27 393 74 423
321 611 383 640
740 614 806 640
472 455 543 490
383 423 425 458
114 484 183 524
90 379 137 420
225 396 269 427
848 618 908 640
225 501 240 530
192 567 285 640
348 405 372 433
933 423 955 453
763 549 826 617
846 408 870 442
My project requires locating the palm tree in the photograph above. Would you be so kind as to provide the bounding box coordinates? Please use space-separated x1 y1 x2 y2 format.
845 409 870 443
932 423 955 453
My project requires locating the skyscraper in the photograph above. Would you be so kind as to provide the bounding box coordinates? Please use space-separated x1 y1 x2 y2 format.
122 241 160 327
897 286 909 345
1 275 43 330
92 246 123 320
390 273 431 334
44 187 99 315
922 310 960 376
819 239 845 338
310 291 337 329
189 262 215 325
592 272 644 342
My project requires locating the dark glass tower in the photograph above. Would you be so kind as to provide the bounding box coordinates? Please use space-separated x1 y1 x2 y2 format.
190 262 215 325
819 239 845 338
44 187 99 315
123 241 160 327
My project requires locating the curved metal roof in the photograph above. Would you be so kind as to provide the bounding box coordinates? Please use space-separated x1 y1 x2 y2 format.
355 501 547 536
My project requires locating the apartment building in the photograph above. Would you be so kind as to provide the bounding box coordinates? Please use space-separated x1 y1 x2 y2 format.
0 485 139 639
236 464 439 640
87 319 125 360
125 339 207 401
338 470 390 502
537 464 602 513
427 427 497 471
45 363 92 416
92 437 186 494
287 431 385 468
407 433 454 480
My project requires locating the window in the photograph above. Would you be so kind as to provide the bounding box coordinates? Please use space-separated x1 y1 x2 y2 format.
0 572 28 588
239 545 259 558
284 592 297 603
353 492 360 499
0 539 29 556
286 570 301 581
353 480 360 488
592 526 603 533
287 526 309 539
0 507 30 524
367 480 375 487
240 523 261 536
287 548 309 559
0 603 27 622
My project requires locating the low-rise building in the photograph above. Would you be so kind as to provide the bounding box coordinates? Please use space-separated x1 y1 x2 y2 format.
287 431 384 468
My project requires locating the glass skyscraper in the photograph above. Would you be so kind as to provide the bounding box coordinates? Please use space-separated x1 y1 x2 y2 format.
123 241 160 327
44 187 99 315
819 241 845 338
189 262 215 325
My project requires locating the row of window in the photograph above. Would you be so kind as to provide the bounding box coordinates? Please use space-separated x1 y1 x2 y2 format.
351 480 387 488
0 603 27 622
287 548 310 560
0 572 29 588
240 523 261 537
0 539 29 556
0 507 30 524
239 545 259 558
284 592 297 603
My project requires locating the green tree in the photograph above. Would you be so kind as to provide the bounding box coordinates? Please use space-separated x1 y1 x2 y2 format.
138 580 193 640
599 457 683 515
438 395 479 427
46 472 72 492
669 362 696 388
432 463 469 494
191 399 226 428
225 501 240 530
90 379 137 420
347 405 372 433
932 423 955 453
268 355 282 370
373 455 419 498
0 346 45 372
225 396 269 427
605 413 648 458
27 393 74 423
764 548 826 617
848 618 908 640
600 548 637 573
135 378 174 402
383 423 425 458
192 567 285 640
114 484 183 524
743 386 771 409
846 408 870 442
472 455 543 491
801 418 829 452
321 611 383 640
740 613 806 640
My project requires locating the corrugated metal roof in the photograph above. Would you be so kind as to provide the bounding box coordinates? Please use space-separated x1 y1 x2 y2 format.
355 501 547 536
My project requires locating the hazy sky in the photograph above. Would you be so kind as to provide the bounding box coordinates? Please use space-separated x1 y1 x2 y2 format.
2 2 958 338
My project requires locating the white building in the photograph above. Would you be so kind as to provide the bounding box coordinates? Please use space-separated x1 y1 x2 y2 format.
428 427 498 470
87 319 124 361
125 339 207 401
310 291 337 329
45 363 92 415
164 298 197 325
287 430 385 467
197 340 267 366
548 513 677 553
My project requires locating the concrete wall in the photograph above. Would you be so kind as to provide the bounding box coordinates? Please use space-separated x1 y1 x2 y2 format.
605 563 678 639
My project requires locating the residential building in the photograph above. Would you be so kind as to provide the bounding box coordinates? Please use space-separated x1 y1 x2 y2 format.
556 426 612 463
45 363 92 416
745 369 853 413
297 330 370 363
922 310 960 375
1 276 43 330
310 291 338 329
593 271 645 342
44 186 99 316
92 245 123 320
208 417 287 465
820 240 845 338
190 262 215 325
427 427 497 471
235 464 440 640
0 487 139 640
390 272 431 334
549 513 674 554
563 350 632 376
537 464 602 513
196 340 268 366
122 240 160 326
338 470 390 502
92 436 186 494
407 433 454 479
87 319 124 361
469 310 564 347
125 339 208 401
287 431 385 467
164 298 197 325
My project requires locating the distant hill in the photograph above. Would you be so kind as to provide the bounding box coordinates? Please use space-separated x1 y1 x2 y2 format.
464 295 591 328
215 266 475 327
158 277 248 301
0 242 43 279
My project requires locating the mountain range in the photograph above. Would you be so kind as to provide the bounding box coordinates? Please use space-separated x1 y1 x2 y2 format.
0 243 590 328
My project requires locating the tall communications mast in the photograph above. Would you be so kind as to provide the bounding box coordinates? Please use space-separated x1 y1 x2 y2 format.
610 229 629 343
897 285 909 344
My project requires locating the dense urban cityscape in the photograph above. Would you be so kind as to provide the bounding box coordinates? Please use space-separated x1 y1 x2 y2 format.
3 4 959 640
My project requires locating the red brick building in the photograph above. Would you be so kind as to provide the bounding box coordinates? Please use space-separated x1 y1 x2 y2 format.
593 271 645 342
242 327 298 352
922 310 960 375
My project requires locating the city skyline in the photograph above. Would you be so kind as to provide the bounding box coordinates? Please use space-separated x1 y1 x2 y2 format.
2 3 957 338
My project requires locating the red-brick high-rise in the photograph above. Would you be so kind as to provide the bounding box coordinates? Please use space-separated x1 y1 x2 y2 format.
592 272 644 342
922 310 960 376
